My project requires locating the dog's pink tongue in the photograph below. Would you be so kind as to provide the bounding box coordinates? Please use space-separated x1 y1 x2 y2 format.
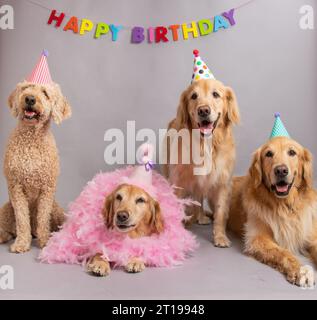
200 123 213 135
25 111 36 117
276 185 288 193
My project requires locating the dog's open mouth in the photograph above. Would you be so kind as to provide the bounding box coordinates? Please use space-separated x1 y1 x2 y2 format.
115 223 136 232
198 114 220 138
23 109 40 121
271 180 294 197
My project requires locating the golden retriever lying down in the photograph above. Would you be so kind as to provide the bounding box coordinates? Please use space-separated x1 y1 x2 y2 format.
163 79 240 247
86 184 164 276
228 136 317 288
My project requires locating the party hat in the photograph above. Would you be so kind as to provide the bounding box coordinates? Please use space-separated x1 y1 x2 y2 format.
191 49 216 83
26 50 52 85
129 143 155 185
270 113 290 139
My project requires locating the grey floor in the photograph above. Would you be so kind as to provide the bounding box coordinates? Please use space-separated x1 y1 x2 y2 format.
0 225 316 300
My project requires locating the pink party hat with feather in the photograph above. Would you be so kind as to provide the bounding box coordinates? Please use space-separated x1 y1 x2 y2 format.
121 143 156 198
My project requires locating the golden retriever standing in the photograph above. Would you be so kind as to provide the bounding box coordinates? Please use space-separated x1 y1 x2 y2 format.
163 79 240 247
86 184 164 276
0 81 71 253
228 136 317 288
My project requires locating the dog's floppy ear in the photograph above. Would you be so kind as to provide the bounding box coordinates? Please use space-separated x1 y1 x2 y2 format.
8 86 20 118
301 147 313 189
225 87 240 126
50 83 72 125
102 192 115 229
150 200 164 234
175 90 190 129
249 149 262 188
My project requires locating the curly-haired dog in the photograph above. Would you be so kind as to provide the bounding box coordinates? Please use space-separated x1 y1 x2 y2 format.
0 81 71 253
163 79 240 247
228 137 317 288
86 184 164 276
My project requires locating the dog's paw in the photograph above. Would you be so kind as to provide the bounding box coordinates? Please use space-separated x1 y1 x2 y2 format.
125 259 145 273
182 215 196 228
198 215 212 225
37 236 50 249
86 259 111 277
10 240 31 254
213 234 231 248
297 265 315 289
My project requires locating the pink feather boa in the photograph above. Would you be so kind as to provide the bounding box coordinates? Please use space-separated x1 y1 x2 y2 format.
40 167 198 268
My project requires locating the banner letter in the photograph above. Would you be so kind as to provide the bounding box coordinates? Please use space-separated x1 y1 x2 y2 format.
63 16 79 33
95 22 109 39
132 27 145 43
198 19 213 36
47 10 65 28
182 21 199 40
169 24 180 41
80 19 94 35
214 15 229 32
155 26 169 43
222 9 236 26
110 24 123 41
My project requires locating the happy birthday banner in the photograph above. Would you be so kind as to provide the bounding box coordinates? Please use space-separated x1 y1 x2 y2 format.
47 8 236 43
24 0 256 44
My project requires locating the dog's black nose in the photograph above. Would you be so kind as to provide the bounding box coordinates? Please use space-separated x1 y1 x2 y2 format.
274 165 289 178
117 211 129 223
25 95 36 106
198 106 211 118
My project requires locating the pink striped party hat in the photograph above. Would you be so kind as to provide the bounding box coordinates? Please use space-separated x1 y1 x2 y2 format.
26 50 52 85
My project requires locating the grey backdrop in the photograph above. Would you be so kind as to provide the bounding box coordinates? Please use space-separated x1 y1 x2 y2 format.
0 0 316 208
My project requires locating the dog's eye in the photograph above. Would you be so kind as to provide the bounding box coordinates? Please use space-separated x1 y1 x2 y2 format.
191 93 198 100
42 90 49 99
116 194 122 201
265 151 274 158
288 150 297 157
213 92 220 99
136 197 146 204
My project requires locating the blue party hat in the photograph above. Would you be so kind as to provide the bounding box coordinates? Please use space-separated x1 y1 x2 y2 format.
270 113 290 139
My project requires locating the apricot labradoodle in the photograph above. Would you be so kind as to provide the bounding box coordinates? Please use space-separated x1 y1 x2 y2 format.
0 81 71 253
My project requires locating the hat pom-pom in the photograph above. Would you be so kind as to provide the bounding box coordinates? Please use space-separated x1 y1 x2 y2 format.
42 49 49 57
274 112 281 118
193 49 200 57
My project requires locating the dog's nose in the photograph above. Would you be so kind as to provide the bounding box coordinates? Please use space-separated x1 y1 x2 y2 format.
25 95 36 106
198 106 211 118
117 211 129 223
274 165 289 178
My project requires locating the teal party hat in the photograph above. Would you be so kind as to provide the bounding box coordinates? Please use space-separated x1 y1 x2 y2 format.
270 113 290 139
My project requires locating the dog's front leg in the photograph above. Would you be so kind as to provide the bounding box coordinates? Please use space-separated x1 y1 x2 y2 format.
306 226 317 277
36 188 55 248
247 232 315 288
209 184 231 248
9 184 32 253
